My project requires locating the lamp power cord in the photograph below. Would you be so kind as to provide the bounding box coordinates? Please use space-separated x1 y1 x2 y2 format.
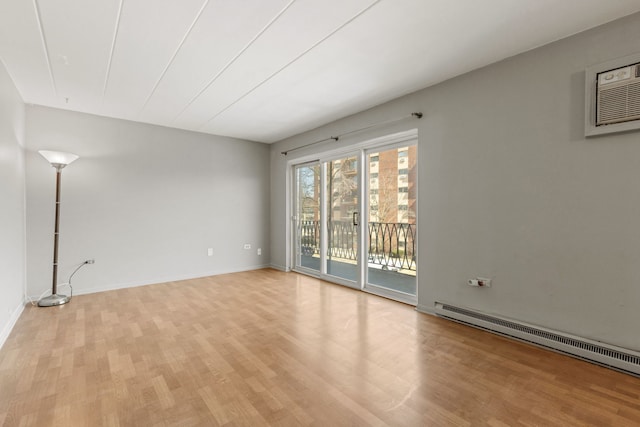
25 259 94 306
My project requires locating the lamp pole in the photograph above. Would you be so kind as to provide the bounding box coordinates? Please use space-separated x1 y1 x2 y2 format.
38 150 79 307
51 166 62 297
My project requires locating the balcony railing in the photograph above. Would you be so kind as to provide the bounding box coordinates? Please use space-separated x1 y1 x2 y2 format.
299 220 416 271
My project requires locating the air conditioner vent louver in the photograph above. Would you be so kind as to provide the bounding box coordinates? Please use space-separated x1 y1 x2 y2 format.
630 81 640 110
596 64 640 126
599 86 630 121
435 303 640 376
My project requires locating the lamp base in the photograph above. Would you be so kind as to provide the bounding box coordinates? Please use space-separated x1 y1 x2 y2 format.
38 294 71 307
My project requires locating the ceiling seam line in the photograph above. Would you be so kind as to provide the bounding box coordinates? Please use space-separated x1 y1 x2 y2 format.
101 0 124 106
172 0 297 123
137 0 210 117
32 0 58 99
197 0 382 131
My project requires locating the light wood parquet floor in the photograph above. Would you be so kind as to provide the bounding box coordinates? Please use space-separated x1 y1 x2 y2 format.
1 268 639 426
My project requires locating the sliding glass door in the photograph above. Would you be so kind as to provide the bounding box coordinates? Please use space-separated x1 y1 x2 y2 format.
293 154 361 286
291 133 417 304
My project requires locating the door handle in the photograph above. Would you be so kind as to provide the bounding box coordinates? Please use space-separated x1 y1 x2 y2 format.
353 211 359 226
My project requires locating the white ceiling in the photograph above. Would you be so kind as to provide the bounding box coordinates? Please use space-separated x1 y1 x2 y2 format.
1 1 640 143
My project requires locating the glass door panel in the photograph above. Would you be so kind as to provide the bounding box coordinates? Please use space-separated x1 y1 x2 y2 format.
294 163 321 273
366 145 417 296
326 155 359 284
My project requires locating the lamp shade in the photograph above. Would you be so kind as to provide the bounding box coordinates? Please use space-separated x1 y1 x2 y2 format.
39 150 79 167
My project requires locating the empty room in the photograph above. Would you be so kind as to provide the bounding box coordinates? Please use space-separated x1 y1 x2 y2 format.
2 0 640 425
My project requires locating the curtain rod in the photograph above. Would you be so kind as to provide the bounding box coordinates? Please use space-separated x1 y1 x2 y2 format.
281 112 423 155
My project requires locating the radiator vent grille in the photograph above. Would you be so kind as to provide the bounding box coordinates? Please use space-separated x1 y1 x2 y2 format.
436 303 640 374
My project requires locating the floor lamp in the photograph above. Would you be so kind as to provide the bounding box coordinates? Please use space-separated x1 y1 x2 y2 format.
38 150 79 307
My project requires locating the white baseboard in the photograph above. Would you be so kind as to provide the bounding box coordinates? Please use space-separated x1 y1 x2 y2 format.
269 263 289 272
0 301 25 350
29 264 271 299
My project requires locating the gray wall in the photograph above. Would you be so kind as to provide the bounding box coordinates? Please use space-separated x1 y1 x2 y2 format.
0 61 26 345
271 13 640 351
25 106 270 297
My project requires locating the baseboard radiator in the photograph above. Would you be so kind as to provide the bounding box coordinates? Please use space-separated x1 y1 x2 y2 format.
435 302 640 376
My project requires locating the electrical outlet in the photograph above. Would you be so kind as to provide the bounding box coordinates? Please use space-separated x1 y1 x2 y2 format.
207 248 213 256
244 244 251 250
257 248 262 256
468 278 491 287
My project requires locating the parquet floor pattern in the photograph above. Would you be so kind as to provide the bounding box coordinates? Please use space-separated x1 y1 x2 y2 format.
0 269 639 426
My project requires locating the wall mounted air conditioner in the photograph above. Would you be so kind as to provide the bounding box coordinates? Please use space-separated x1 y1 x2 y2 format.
597 63 640 125
585 52 640 137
